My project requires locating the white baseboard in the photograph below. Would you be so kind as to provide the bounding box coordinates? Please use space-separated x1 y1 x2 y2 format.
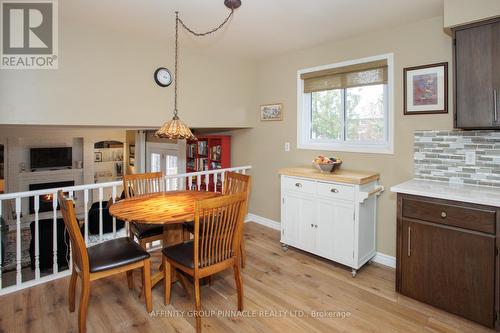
372 252 396 268
245 212 396 269
245 213 280 230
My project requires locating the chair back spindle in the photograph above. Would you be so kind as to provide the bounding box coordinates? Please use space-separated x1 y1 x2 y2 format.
123 172 163 198
58 191 89 274
223 172 251 196
194 192 247 269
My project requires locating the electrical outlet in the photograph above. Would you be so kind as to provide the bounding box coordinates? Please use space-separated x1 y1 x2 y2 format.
284 142 290 152
465 151 476 165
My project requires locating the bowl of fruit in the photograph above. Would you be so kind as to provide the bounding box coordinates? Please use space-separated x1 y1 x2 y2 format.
312 155 342 173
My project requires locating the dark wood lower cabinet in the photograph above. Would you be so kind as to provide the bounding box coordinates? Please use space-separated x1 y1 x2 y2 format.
397 194 499 330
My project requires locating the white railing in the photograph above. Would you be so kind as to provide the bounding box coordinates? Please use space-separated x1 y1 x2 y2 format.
0 166 251 295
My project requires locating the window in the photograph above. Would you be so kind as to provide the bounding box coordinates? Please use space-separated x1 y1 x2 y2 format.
298 54 393 154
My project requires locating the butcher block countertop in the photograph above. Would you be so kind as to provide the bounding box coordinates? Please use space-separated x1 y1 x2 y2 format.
278 167 379 185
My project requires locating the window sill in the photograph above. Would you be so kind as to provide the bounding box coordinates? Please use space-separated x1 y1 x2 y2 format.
297 142 394 155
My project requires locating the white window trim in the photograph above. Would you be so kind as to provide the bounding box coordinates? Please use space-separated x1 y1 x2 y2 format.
297 53 394 155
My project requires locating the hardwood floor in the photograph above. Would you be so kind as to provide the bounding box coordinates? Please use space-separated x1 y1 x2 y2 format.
0 222 495 333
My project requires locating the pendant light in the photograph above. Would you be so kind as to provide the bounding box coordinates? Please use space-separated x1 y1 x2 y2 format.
155 0 242 140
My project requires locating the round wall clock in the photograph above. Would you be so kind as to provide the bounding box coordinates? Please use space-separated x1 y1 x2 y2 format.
154 67 172 87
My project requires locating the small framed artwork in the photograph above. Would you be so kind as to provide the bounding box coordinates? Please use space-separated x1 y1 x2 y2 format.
404 62 448 115
129 157 135 167
260 103 283 121
129 145 135 157
94 152 102 162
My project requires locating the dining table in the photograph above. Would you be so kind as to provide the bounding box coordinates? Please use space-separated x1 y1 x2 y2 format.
109 190 221 287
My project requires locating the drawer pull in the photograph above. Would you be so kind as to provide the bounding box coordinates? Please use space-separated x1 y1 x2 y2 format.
440 211 447 218
330 188 339 193
408 227 411 257
295 183 302 188
311 223 314 228
315 224 318 228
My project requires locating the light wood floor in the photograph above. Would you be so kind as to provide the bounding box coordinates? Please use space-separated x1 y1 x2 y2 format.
0 222 495 333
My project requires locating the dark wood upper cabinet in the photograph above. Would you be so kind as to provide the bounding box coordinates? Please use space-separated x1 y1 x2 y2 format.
454 19 500 129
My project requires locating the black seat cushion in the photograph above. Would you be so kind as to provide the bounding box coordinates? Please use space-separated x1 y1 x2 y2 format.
130 223 163 239
87 237 150 273
162 241 195 269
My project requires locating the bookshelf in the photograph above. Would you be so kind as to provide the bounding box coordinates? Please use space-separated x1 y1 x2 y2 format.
186 135 231 191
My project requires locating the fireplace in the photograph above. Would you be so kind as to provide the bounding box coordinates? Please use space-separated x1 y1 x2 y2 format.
29 181 75 214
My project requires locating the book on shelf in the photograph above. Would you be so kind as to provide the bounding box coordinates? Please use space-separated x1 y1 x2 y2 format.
197 158 209 171
210 161 221 170
197 141 208 156
187 143 197 158
210 145 222 161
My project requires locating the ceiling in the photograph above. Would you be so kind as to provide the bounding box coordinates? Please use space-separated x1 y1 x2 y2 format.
65 0 443 59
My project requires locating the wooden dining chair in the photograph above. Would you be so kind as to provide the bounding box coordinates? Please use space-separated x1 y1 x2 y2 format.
163 192 247 333
123 172 165 249
222 172 251 268
58 191 152 333
184 172 251 267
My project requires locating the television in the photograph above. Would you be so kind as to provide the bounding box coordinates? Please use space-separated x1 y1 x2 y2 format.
30 147 72 170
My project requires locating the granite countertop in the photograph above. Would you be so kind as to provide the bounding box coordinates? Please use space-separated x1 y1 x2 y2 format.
391 179 500 207
278 167 379 185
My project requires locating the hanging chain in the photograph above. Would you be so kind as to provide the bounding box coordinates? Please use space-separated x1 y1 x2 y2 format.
173 11 180 118
178 9 234 37
173 9 234 119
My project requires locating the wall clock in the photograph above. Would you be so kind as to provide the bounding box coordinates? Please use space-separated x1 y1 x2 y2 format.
154 67 172 87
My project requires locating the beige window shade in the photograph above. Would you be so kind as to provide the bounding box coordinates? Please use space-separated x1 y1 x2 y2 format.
302 59 388 93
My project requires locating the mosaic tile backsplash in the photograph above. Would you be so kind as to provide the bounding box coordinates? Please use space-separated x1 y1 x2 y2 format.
414 130 500 187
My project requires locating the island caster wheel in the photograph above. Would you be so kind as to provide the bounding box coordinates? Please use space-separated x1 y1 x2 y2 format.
281 243 288 252
351 269 357 278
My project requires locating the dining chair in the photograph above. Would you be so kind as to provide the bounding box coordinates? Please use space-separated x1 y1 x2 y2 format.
222 172 251 268
58 191 152 333
123 172 165 250
163 192 247 333
184 172 251 267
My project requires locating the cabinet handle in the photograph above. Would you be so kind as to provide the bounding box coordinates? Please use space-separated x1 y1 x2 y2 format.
315 224 318 228
295 183 302 188
440 211 447 218
407 227 411 257
311 223 314 228
495 89 498 123
330 188 339 193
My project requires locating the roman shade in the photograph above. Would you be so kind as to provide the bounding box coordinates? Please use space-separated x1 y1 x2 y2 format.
301 59 388 93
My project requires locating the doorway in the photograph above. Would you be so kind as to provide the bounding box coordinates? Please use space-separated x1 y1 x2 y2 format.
146 142 184 190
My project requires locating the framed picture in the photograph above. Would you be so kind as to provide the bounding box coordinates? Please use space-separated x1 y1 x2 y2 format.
129 145 135 157
129 157 135 167
94 152 102 162
260 103 283 121
404 62 448 115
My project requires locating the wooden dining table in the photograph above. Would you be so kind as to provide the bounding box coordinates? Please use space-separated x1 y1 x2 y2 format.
109 190 221 287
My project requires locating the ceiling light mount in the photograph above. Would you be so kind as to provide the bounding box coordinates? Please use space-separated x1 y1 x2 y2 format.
224 0 242 10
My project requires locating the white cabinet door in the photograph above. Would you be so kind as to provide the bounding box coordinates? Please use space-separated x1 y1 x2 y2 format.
316 198 355 266
283 193 316 252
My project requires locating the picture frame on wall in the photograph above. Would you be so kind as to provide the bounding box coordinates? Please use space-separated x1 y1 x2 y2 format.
403 62 448 115
94 152 102 162
260 103 283 121
129 145 135 156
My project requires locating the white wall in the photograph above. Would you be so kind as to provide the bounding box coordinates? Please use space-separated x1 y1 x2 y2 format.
0 15 256 128
444 0 500 29
231 16 453 257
